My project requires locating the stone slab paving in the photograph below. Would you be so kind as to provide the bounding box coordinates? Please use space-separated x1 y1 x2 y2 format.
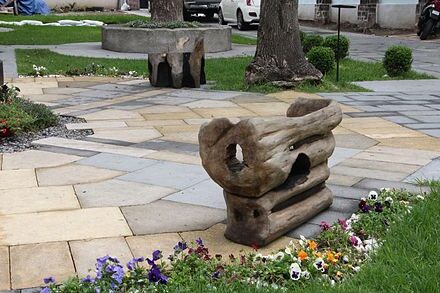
0 76 439 290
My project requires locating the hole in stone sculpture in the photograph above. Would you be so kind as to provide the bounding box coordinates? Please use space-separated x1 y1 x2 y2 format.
271 184 325 213
273 153 311 192
253 209 260 218
234 208 243 221
226 143 245 172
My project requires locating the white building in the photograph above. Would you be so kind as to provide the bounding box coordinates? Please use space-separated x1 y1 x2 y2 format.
299 0 426 29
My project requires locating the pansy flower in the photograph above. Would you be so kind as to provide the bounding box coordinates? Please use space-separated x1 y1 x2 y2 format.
289 263 302 281
152 250 162 261
313 258 326 272
173 241 187 252
297 250 308 261
338 218 348 230
368 190 379 200
43 277 55 284
127 257 144 271
374 202 383 213
307 240 318 250
320 221 331 231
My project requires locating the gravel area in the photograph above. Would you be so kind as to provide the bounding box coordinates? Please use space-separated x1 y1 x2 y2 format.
0 116 93 153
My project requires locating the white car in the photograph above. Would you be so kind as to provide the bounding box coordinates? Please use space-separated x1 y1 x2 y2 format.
218 0 260 30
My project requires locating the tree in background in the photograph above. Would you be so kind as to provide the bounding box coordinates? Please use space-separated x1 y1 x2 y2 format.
245 0 322 87
150 0 183 22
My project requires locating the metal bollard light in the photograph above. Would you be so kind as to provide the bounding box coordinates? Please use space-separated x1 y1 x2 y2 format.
331 4 356 82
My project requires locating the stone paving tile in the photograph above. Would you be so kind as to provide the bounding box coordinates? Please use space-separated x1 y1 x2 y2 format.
231 94 279 103
238 102 289 116
328 147 362 168
142 111 201 120
1 150 81 170
65 121 127 130
37 164 123 186
351 95 397 101
192 107 256 118
180 224 292 256
117 161 208 189
136 105 191 114
10 242 75 289
138 95 195 106
0 208 132 246
72 90 127 100
27 93 72 103
0 186 79 215
75 179 176 208
410 115 440 123
79 109 143 121
164 179 226 210
405 159 440 182
367 145 439 159
340 158 421 174
144 151 201 165
161 132 200 145
70 237 133 277
42 87 90 95
167 90 240 100
155 125 201 134
77 153 159 172
379 137 440 152
334 134 378 149
327 173 362 187
121 200 226 235
125 119 186 127
327 184 370 200
286 223 322 239
82 137 133 147
33 137 156 157
0 246 9 290
126 233 183 263
88 84 146 93
354 179 428 194
353 151 431 166
331 165 409 181
37 145 100 158
419 129 440 137
182 100 238 108
308 209 352 225
133 140 199 156
0 169 37 190
383 116 418 124
404 123 440 130
330 196 361 213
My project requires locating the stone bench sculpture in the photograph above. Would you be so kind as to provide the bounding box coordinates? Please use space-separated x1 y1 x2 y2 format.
198 98 343 246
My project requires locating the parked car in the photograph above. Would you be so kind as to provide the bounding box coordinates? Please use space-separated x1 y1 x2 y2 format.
218 0 260 30
183 0 221 20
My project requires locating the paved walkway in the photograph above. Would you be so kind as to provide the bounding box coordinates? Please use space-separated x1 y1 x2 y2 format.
0 76 438 291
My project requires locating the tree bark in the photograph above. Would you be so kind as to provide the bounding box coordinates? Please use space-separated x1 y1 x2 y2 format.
245 0 322 87
150 0 183 22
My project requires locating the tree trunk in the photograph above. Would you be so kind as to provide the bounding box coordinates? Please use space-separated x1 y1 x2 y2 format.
150 0 183 22
245 0 322 87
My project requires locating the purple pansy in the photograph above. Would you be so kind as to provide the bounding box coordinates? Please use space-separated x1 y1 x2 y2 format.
148 264 168 284
319 221 331 231
361 204 370 213
82 275 94 283
173 241 187 251
43 277 55 284
127 257 145 271
152 250 162 261
374 202 383 213
195 238 204 247
40 288 50 293
338 218 348 230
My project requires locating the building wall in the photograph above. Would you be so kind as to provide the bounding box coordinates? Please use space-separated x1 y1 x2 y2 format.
377 0 419 28
45 0 119 9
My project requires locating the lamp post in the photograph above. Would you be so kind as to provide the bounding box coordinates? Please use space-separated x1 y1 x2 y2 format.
331 4 356 82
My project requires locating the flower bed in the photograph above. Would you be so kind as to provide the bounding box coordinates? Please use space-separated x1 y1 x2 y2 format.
40 188 429 292
0 84 58 138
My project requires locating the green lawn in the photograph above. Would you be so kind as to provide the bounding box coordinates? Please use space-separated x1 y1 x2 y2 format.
15 49 434 94
231 34 258 45
0 13 146 45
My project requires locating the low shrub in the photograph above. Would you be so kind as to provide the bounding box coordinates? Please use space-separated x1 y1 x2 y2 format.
299 30 307 43
0 84 58 137
302 34 324 54
306 46 335 74
323 35 350 59
383 45 413 77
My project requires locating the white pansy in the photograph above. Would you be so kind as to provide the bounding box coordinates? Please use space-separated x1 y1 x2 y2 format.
284 247 292 255
416 194 425 200
368 190 379 200
301 270 311 280
385 196 393 204
274 251 285 261
289 263 302 281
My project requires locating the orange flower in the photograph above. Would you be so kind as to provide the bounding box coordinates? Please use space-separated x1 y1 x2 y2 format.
297 250 308 261
307 240 318 250
313 251 322 258
326 251 338 264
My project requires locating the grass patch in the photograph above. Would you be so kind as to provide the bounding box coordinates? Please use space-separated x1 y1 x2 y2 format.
16 49 434 94
0 13 147 45
231 34 257 45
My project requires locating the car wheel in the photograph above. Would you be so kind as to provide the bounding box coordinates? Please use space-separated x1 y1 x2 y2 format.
420 18 434 40
237 10 249 31
218 8 227 25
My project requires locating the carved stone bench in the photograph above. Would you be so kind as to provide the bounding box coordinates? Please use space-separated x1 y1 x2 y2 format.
198 98 343 246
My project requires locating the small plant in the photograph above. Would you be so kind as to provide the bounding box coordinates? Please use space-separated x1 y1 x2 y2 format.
323 35 350 60
383 45 413 77
126 20 201 29
299 30 307 43
302 34 324 54
31 64 49 77
306 46 335 75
